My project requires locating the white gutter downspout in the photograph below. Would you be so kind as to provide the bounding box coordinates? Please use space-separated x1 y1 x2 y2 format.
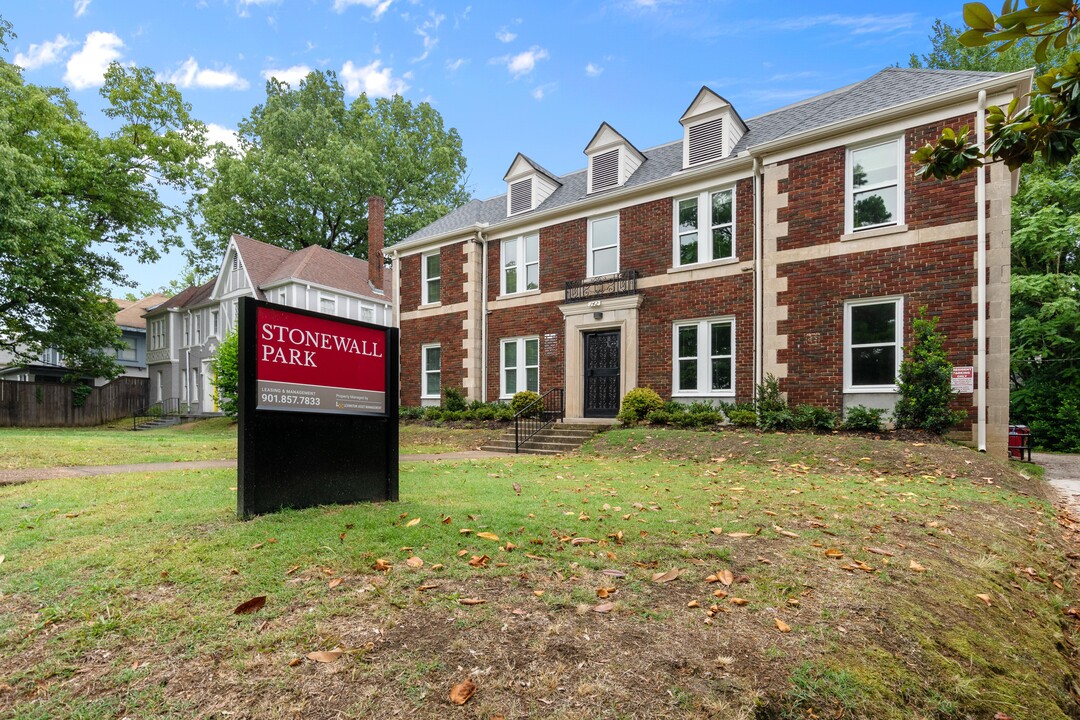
977 89 988 452
753 156 764 392
478 230 489 403
391 250 401 329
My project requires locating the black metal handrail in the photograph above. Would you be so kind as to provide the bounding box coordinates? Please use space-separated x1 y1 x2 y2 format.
564 270 638 304
133 397 182 430
514 388 565 453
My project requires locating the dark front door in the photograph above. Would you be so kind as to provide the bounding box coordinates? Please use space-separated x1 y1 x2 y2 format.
584 330 621 418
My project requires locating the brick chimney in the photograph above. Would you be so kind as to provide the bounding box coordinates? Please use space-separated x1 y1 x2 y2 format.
367 195 385 291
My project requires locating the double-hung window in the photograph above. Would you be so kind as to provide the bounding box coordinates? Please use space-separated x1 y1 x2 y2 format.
150 319 166 350
422 250 441 304
501 233 539 295
501 337 539 398
672 318 734 396
587 215 619 277
116 337 137 362
422 344 441 399
847 138 903 232
844 297 903 391
674 188 734 266
319 294 337 315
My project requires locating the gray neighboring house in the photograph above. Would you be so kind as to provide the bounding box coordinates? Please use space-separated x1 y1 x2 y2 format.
0 293 170 386
144 219 391 415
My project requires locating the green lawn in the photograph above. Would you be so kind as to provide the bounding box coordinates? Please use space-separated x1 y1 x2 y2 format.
0 427 1076 718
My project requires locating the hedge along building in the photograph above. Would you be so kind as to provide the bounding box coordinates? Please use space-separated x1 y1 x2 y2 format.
144 198 392 414
390 67 1031 455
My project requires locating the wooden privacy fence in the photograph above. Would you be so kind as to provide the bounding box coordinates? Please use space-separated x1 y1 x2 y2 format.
0 377 148 427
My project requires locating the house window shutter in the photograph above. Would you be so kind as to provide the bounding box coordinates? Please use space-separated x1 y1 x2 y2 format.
591 149 619 191
688 117 724 165
509 178 532 214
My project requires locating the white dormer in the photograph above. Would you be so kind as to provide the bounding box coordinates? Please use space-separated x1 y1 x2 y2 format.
503 153 561 216
679 87 747 169
584 122 645 194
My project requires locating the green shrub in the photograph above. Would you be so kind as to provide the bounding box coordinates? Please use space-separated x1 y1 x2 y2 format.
686 400 715 415
842 405 887 432
645 410 673 425
442 386 467 412
727 408 758 427
470 405 496 421
495 406 515 422
617 387 664 423
791 404 837 431
442 410 464 422
675 413 701 428
510 390 543 417
422 406 443 421
400 406 424 420
758 408 796 431
755 373 786 413
210 330 239 417
894 307 966 434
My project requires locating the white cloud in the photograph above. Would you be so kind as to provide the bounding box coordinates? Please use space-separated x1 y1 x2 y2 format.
585 62 603 77
495 46 548 78
14 35 73 70
235 0 281 16
496 29 516 43
333 0 393 19
206 123 241 151
261 65 312 85
531 82 557 100
74 0 92 17
446 57 466 72
775 13 917 34
64 31 124 90
340 59 408 97
167 57 249 90
413 11 445 62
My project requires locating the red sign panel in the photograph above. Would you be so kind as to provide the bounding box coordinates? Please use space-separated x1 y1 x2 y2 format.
256 306 386 415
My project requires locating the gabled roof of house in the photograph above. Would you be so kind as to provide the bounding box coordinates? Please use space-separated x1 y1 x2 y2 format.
150 281 214 314
398 67 1013 248
114 294 170 329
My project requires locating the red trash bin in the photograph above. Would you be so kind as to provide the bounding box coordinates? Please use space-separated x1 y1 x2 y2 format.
1008 425 1030 461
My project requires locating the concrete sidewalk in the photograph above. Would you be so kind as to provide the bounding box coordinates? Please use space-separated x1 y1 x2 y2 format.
1034 452 1080 513
0 451 506 486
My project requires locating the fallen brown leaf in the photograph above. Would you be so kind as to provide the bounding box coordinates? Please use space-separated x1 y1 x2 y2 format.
728 597 749 606
233 596 266 615
570 537 597 545
406 556 424 569
864 546 894 557
459 597 486 606
593 602 615 613
372 559 392 572
976 593 992 606
775 618 791 633
306 648 343 663
909 560 926 573
824 548 843 559
327 577 343 589
652 568 681 583
477 531 500 541
406 517 421 527
596 587 616 599
718 569 734 586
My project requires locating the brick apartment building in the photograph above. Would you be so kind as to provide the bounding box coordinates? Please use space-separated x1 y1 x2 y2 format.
390 68 1031 455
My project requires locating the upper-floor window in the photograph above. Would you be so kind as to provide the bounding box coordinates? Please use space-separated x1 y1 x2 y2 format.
211 310 220 337
674 188 734 267
116 337 137 362
319 294 337 315
194 315 202 344
422 250 441 304
501 233 539 295
587 214 619 277
847 138 903 233
844 297 903 391
673 318 734 396
361 303 375 323
149 318 167 350
422 344 441 399
501 337 539 398
183 316 190 346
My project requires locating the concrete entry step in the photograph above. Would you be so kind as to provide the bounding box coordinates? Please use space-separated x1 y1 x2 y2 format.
479 420 614 455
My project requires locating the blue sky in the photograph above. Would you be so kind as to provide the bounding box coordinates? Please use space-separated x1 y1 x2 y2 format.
4 0 964 294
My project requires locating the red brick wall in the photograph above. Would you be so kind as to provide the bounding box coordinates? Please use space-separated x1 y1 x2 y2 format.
621 198 674 277
638 274 755 402
400 243 467 313
400 311 466 406
485 303 565 400
776 239 977 426
777 115 979 252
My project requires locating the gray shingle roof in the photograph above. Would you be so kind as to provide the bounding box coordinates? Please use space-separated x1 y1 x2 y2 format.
400 67 1008 247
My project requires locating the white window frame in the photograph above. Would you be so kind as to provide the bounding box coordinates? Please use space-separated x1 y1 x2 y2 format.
422 250 441 305
671 317 736 397
500 233 540 296
150 319 166 350
183 315 191 346
211 310 220 338
587 214 620 278
845 136 904 234
672 186 736 267
194 315 202 344
319 293 337 315
361 302 375 323
500 336 540 399
116 337 137 362
844 296 904 392
421 343 441 399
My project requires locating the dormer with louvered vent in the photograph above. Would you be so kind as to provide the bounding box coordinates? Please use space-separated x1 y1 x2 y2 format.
679 87 747 170
503 153 561 217
584 123 645 194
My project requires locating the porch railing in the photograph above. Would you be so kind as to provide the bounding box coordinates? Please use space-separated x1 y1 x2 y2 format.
564 270 638 304
133 397 182 430
514 388 565 453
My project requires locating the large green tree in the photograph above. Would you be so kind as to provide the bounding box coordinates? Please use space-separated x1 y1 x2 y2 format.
188 70 469 273
910 13 1080 450
0 17 205 380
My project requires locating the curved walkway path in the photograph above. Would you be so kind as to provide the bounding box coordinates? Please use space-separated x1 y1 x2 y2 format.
0 451 505 486
1035 452 1080 514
